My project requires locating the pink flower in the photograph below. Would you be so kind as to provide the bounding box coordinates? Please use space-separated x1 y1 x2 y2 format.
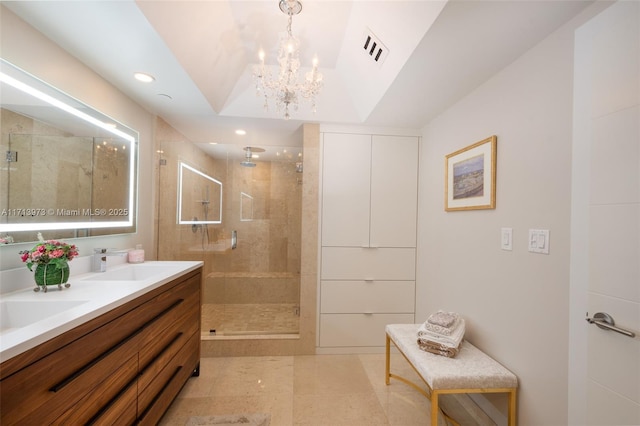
68 249 79 260
20 239 79 269
50 249 64 259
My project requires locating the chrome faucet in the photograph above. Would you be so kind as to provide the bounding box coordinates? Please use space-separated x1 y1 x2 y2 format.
92 248 128 272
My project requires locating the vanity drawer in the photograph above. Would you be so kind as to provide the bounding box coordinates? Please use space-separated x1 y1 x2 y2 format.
52 354 138 425
320 280 415 313
319 313 415 347
137 273 201 363
1 322 142 425
138 305 199 392
138 331 200 425
89 377 138 426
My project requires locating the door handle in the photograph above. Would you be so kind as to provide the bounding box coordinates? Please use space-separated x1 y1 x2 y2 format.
231 230 237 250
586 312 636 338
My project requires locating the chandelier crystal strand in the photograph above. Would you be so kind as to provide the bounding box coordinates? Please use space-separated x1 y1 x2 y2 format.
253 0 323 120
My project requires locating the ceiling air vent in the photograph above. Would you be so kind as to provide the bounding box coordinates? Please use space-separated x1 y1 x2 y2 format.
362 28 388 66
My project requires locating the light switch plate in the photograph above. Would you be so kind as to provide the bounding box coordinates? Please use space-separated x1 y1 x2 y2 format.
501 227 513 251
528 229 550 254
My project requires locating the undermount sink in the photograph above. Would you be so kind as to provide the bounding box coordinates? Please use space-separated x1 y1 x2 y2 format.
0 299 89 333
81 264 178 282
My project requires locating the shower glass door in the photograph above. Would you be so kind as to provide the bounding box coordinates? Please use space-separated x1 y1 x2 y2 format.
156 138 302 337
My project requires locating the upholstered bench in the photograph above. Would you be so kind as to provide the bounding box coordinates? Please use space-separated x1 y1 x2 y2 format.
385 324 518 425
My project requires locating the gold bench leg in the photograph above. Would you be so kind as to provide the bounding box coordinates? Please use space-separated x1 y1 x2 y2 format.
385 334 391 385
508 389 517 426
431 391 439 426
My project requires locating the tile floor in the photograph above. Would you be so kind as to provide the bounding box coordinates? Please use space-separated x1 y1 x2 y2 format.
161 353 453 426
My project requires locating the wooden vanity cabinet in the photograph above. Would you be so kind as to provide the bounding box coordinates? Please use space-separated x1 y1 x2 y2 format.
0 267 202 426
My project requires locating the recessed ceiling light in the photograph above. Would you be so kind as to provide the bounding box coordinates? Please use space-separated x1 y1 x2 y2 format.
134 72 155 83
209 142 218 145
235 129 247 135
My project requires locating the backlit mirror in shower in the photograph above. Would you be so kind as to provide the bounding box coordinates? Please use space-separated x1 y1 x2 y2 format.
178 162 222 224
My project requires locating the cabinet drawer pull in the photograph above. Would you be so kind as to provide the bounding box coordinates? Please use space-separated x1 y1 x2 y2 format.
86 372 138 425
141 299 185 333
138 366 182 422
50 299 185 393
139 332 183 374
49 328 140 393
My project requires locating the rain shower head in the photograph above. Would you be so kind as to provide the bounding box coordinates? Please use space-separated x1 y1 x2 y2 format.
241 146 265 167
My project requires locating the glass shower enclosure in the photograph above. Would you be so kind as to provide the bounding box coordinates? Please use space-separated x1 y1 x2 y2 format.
156 140 302 338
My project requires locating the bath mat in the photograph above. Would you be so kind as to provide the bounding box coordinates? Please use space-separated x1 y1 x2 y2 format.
185 413 270 426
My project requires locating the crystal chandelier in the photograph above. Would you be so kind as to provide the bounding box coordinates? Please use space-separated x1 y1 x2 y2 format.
253 0 323 120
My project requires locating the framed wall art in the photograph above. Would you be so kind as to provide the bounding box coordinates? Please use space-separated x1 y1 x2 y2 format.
445 135 497 211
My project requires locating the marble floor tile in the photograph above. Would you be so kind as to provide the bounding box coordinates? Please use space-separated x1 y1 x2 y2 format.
209 356 294 397
293 354 374 396
161 353 480 426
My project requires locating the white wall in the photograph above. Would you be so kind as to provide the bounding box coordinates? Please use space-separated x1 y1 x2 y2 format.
0 6 156 271
416 3 611 424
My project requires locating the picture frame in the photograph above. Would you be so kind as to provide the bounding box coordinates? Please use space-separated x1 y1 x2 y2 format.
445 135 497 211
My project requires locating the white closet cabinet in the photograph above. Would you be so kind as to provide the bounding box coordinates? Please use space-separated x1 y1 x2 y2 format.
319 132 418 350
321 133 372 247
321 133 418 247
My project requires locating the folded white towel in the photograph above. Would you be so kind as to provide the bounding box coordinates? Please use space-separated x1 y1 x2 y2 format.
427 310 458 328
422 317 460 336
417 318 465 349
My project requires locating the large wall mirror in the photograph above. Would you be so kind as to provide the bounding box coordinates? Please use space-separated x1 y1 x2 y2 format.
0 59 138 244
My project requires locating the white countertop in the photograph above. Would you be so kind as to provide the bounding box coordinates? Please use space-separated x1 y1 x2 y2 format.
0 261 203 363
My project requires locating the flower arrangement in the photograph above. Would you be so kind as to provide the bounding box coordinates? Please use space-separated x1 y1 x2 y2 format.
20 233 79 272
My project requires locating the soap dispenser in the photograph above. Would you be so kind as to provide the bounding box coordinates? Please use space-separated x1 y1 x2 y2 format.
128 244 145 263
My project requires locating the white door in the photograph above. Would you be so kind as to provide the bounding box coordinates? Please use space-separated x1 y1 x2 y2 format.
570 2 640 424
